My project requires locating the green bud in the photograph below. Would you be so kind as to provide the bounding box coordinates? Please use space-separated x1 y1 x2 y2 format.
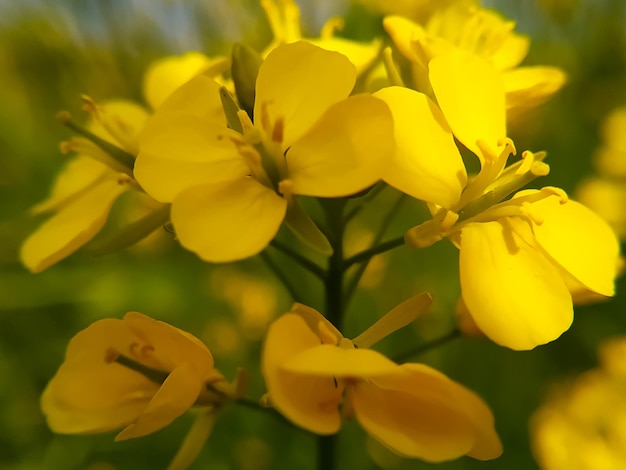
231 43 263 118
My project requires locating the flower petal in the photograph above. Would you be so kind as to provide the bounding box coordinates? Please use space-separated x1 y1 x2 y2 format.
374 86 467 207
353 363 502 461
262 313 342 434
115 362 202 440
459 220 573 350
286 94 391 197
503 66 567 114
171 177 287 262
41 319 158 434
21 177 128 273
528 196 621 297
255 42 356 149
429 49 506 161
283 344 399 377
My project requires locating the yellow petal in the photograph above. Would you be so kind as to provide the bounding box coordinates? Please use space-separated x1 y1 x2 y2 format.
289 303 343 344
283 344 399 377
429 49 506 160
167 410 219 470
116 362 202 440
353 363 502 461
143 52 215 110
262 313 342 434
171 178 287 262
459 220 573 350
528 196 621 297
503 66 567 113
21 177 128 273
41 319 159 434
374 86 467 207
383 16 426 64
286 94 391 197
255 42 356 149
87 99 150 155
308 37 381 74
30 156 110 214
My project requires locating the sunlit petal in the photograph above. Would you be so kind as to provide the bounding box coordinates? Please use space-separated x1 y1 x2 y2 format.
459 220 572 350
374 86 466 207
255 42 356 148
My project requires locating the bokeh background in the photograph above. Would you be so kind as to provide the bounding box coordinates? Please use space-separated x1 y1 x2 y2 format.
1 0 625 469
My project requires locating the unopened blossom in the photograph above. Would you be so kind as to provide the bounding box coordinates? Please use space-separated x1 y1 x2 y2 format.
376 50 620 350
262 295 502 462
42 312 232 441
383 2 566 116
135 41 393 262
20 52 225 272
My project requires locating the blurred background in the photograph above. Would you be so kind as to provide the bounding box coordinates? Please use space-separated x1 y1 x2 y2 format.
1 0 625 469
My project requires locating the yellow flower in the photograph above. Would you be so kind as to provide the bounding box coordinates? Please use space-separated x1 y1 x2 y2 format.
531 336 626 470
42 312 229 441
261 296 502 462
377 50 620 350
135 41 393 262
20 52 225 273
383 2 566 116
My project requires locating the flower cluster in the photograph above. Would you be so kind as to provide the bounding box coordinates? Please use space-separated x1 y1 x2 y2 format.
23 0 622 469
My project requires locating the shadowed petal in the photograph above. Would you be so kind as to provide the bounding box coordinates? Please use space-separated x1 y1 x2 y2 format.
171 178 287 262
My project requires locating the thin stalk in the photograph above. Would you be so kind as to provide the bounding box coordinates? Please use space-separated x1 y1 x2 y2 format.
270 239 325 279
394 328 461 363
344 182 387 223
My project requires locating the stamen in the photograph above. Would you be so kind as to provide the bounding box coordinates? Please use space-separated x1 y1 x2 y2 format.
318 321 340 345
106 349 169 385
272 116 284 143
320 17 344 39
81 96 139 155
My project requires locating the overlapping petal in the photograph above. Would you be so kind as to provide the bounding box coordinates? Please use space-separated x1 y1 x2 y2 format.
374 86 466 207
171 178 287 262
502 66 567 113
429 50 506 160
286 94 391 197
527 195 620 297
459 220 573 350
255 41 356 149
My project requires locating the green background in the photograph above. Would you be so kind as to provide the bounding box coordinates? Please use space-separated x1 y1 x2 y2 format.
1 0 625 468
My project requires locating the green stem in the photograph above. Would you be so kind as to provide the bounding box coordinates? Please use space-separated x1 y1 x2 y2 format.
393 328 461 363
342 236 405 269
318 435 336 470
260 251 303 303
270 239 325 279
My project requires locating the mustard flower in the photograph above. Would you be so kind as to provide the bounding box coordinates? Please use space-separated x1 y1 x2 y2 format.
376 50 620 350
135 41 393 262
42 312 232 441
20 52 226 273
262 295 502 462
383 2 566 116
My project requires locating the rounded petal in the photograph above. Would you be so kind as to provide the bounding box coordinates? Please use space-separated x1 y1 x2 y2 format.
307 37 381 74
283 344 399 377
503 66 567 113
142 52 213 110
262 314 342 435
255 42 356 148
459 220 573 350
135 114 248 202
41 319 158 434
115 362 203 440
286 94 391 197
21 178 128 273
171 178 287 262
529 196 621 297
374 86 466 207
429 50 506 161
354 363 502 461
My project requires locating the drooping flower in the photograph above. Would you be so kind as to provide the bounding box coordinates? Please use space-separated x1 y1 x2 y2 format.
261 295 502 462
42 312 234 440
135 41 394 262
376 50 620 350
20 52 226 273
383 2 566 117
